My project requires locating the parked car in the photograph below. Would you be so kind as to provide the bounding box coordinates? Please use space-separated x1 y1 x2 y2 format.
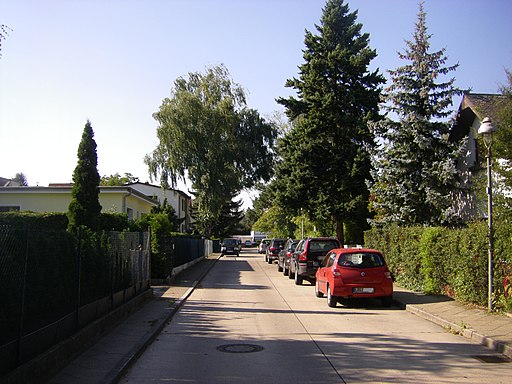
220 238 240 257
265 238 285 264
244 240 253 248
315 247 393 307
289 237 340 285
277 239 299 275
258 239 271 254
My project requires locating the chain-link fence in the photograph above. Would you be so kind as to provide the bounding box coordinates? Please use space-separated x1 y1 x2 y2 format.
0 226 150 377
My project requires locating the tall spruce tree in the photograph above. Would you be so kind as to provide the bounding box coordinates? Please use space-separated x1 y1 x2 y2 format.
68 120 102 230
369 1 464 226
276 0 384 244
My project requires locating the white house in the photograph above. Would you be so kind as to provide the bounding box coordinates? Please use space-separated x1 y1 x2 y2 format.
126 182 192 233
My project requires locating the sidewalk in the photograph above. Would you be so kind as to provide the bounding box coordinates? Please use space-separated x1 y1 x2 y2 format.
393 286 512 359
17 254 512 383
45 254 220 384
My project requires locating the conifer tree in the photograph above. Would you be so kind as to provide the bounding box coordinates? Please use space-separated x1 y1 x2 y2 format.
276 0 384 243
68 120 102 230
369 1 464 226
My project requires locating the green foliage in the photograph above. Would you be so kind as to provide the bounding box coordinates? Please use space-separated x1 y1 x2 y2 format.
275 0 384 244
145 64 277 236
365 220 512 310
98 212 131 231
210 198 244 238
150 198 183 232
0 24 11 59
0 211 69 230
0 211 131 232
68 120 102 231
419 227 452 294
135 212 173 277
252 205 296 239
12 172 28 186
494 69 512 190
369 2 465 226
100 172 139 186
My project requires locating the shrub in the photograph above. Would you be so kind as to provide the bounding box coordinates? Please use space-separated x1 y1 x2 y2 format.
364 219 512 309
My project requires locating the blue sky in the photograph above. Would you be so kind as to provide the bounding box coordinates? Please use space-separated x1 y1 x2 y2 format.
1 0 511 207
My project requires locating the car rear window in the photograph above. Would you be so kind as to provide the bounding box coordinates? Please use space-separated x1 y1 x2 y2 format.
223 239 238 245
308 240 339 252
338 252 385 268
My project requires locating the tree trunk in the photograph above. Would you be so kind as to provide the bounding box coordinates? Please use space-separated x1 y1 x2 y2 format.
335 219 344 246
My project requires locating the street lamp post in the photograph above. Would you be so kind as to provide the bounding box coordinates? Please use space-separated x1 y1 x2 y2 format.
478 117 497 312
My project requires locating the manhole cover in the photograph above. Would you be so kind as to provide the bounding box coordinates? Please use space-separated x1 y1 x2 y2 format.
472 355 511 364
216 344 264 354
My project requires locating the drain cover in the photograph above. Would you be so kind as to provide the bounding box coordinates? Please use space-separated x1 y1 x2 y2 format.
216 344 264 354
472 355 511 364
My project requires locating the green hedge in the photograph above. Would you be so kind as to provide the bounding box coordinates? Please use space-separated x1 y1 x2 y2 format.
0 211 131 231
364 221 512 310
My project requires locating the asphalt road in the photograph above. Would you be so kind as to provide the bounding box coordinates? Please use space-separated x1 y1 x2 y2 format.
120 248 512 383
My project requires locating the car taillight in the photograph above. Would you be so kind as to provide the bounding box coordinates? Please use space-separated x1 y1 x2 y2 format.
270 247 277 252
332 268 341 277
287 251 293 257
384 271 392 279
299 252 307 261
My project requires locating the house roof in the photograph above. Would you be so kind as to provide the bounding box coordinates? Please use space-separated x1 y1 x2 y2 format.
460 93 508 121
125 181 191 200
451 92 506 142
0 177 21 187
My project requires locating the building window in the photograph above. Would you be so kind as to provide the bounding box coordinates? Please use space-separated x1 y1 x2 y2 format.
0 206 20 212
127 208 133 220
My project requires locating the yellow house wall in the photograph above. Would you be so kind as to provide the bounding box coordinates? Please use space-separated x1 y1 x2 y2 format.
0 190 155 218
0 191 71 212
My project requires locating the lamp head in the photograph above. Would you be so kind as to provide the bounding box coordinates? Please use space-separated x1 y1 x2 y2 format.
478 117 497 147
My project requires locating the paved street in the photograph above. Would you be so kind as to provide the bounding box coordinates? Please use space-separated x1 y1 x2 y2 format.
120 249 512 383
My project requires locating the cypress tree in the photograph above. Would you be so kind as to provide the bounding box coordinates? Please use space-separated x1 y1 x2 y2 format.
68 120 102 230
369 1 464 226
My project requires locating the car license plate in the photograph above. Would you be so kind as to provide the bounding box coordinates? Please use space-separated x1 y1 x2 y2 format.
353 287 374 294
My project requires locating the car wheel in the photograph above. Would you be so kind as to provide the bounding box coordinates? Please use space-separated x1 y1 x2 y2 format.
294 268 303 285
327 285 337 308
381 295 393 307
277 261 283 272
283 266 289 276
315 280 324 298
267 257 272 264
288 264 295 279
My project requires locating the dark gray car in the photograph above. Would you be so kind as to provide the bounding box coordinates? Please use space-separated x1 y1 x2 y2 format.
277 239 299 276
289 237 340 285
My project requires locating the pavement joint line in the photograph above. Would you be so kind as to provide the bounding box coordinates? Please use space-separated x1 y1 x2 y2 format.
405 303 512 359
101 255 221 384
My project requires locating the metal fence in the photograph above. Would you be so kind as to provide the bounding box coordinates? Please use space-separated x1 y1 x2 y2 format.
0 226 150 377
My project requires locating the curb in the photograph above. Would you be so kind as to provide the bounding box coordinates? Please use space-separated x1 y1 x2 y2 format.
403 303 512 359
103 255 221 384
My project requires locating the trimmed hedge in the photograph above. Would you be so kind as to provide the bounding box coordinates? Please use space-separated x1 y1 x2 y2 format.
0 211 131 231
364 220 512 310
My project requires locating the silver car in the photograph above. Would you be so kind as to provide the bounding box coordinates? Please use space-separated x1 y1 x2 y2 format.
258 239 271 254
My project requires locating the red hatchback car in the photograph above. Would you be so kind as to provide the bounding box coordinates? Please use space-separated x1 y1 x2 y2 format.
315 247 393 308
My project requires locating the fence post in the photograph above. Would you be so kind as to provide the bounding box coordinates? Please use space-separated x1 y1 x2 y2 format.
110 232 114 311
16 225 30 366
75 228 82 332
